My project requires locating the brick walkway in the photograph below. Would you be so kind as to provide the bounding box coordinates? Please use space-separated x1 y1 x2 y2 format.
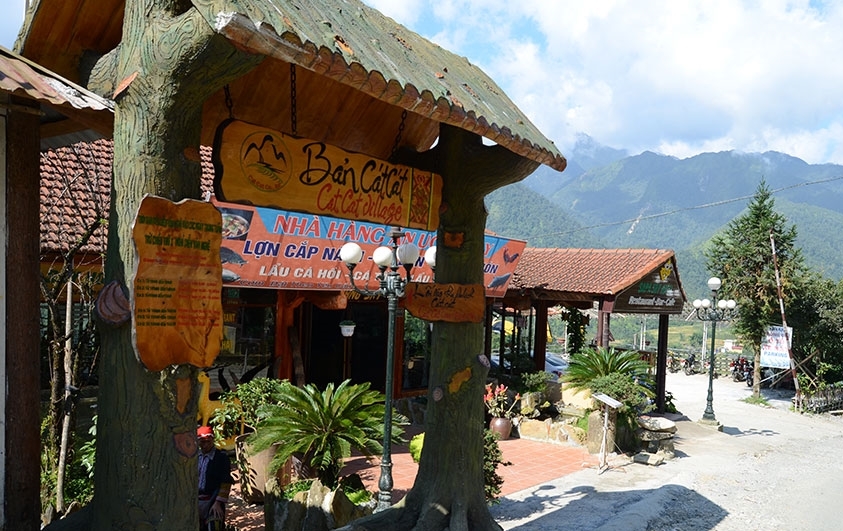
228 430 597 530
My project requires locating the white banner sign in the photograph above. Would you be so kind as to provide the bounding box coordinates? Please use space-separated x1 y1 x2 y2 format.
760 325 792 369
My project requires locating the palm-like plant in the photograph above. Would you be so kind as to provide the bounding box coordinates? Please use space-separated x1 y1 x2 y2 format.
563 346 652 389
247 379 406 488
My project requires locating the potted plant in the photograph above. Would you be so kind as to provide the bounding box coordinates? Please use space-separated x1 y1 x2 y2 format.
210 377 288 502
484 383 521 439
249 379 407 529
249 379 406 488
339 320 356 337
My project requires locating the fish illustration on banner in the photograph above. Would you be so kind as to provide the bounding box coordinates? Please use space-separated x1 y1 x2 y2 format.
212 199 525 297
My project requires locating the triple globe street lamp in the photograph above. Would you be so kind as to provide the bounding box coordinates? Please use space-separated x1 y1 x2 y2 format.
692 277 737 427
338 228 436 511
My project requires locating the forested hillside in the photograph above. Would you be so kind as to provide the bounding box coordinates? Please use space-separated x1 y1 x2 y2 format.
486 141 843 293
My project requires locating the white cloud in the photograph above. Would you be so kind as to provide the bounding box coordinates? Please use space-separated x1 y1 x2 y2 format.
363 0 843 165
5 1 843 165
1 0 27 49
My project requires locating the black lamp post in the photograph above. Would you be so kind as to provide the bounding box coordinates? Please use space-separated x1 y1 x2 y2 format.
338 228 424 511
692 277 737 427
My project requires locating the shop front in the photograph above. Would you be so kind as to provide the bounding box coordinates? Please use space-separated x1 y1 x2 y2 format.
210 198 525 399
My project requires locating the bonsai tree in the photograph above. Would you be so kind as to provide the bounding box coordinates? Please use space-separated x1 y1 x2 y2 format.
248 379 407 489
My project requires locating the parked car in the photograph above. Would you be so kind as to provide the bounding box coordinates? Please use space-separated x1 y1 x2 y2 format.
489 352 568 380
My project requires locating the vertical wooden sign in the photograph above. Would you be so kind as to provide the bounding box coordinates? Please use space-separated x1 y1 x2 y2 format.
132 196 223 371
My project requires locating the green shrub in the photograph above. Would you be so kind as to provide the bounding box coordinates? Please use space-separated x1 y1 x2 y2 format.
409 432 424 463
518 371 549 394
210 377 288 441
483 429 511 504
282 479 314 500
248 379 407 488
563 347 652 389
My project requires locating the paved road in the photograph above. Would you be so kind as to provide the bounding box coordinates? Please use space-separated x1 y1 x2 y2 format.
490 371 843 530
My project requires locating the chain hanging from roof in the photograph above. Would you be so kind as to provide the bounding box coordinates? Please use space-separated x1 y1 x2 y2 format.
224 85 234 119
290 64 297 136
390 110 407 158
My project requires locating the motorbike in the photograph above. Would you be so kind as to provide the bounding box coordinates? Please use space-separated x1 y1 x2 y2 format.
730 356 753 387
667 351 683 373
683 353 702 375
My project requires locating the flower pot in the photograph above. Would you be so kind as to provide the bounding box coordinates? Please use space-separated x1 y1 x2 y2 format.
489 417 513 440
235 434 291 503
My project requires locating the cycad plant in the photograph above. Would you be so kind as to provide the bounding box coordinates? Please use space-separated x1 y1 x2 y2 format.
563 347 655 447
563 346 651 388
563 347 654 413
247 379 406 488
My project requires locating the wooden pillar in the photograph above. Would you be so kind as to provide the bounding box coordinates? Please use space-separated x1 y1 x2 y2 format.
2 94 42 530
655 313 669 413
275 291 304 382
533 300 548 370
597 298 614 347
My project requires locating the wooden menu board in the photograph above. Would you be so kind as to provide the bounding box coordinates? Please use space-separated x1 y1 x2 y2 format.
132 196 223 371
403 282 485 323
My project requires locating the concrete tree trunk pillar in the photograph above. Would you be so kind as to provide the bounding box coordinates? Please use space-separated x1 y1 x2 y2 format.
339 125 539 530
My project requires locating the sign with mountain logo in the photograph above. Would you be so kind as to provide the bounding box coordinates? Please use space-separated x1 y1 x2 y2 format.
213 119 442 231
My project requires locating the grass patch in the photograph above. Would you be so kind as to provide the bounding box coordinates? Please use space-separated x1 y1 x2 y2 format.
742 395 769 406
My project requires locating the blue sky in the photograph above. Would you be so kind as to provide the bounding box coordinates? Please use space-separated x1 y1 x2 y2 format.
5 0 843 165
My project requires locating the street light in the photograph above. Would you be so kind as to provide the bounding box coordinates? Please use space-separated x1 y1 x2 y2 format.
692 277 737 427
339 227 424 511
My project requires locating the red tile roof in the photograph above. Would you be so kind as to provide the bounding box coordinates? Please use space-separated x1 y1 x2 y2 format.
40 140 214 257
40 139 112 259
510 247 683 299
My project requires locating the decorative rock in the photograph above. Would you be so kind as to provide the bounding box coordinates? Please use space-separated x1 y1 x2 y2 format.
656 439 675 460
637 415 677 433
519 392 542 417
636 428 675 441
265 478 375 531
633 451 665 466
563 424 588 446
518 418 571 444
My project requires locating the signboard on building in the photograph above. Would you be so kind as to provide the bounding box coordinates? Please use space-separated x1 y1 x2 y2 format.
760 325 792 369
212 199 524 297
213 119 443 231
132 196 223 371
612 260 684 314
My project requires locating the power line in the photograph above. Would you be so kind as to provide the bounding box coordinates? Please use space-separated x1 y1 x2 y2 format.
545 174 843 237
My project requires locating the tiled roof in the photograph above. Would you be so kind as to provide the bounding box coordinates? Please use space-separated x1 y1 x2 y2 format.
40 140 215 256
40 139 112 259
18 0 565 171
510 247 681 298
1 46 113 149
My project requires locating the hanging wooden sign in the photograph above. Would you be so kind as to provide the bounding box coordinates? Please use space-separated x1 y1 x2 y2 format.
213 119 442 231
613 259 684 314
403 282 485 323
132 196 223 371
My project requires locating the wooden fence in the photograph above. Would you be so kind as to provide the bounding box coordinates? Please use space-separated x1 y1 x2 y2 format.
796 386 843 414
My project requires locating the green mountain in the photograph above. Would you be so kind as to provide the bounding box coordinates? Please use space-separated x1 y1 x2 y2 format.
486 144 843 294
484 183 604 249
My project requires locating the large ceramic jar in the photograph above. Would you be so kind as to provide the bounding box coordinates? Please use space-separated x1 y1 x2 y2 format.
489 417 513 440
